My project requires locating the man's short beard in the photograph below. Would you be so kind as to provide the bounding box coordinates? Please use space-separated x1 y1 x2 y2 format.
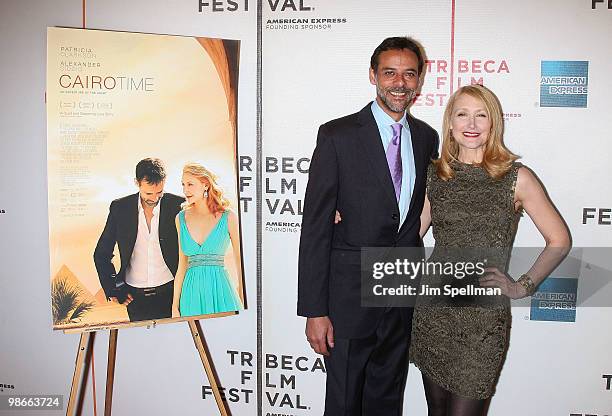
142 198 161 207
376 85 416 114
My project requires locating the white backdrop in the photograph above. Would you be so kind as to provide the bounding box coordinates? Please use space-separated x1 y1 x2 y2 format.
0 0 258 415
1 1 611 415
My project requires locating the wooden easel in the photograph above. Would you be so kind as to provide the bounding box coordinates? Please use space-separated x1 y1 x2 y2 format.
66 320 229 416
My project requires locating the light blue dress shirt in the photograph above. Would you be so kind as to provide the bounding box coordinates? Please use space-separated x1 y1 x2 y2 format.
370 100 416 228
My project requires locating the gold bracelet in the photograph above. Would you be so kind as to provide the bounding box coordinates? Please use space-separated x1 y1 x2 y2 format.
517 274 536 297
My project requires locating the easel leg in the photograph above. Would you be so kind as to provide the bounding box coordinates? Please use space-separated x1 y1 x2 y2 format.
188 320 229 416
104 329 119 416
66 332 93 416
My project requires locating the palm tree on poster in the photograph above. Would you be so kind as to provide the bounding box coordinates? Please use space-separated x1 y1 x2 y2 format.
51 278 94 325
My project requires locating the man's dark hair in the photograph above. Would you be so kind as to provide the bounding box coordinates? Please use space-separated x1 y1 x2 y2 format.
135 158 166 184
370 36 425 75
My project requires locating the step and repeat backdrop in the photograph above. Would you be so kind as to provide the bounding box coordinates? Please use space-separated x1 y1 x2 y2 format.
1 0 611 415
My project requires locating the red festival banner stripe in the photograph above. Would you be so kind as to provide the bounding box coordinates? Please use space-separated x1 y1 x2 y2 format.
450 0 456 95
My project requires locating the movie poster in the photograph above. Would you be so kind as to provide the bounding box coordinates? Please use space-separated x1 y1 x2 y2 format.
46 27 243 331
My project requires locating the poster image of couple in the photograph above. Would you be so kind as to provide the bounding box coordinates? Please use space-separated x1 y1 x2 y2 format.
46 28 244 330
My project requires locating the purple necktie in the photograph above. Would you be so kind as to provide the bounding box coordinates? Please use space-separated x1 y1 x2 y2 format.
386 123 403 201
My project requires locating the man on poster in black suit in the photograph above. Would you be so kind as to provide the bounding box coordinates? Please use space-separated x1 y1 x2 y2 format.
298 37 439 415
94 158 184 322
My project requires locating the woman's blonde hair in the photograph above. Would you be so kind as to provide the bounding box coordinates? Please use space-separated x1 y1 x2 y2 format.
182 162 230 213
435 84 518 180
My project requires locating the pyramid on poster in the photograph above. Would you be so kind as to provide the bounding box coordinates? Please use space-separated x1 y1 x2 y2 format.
53 264 98 305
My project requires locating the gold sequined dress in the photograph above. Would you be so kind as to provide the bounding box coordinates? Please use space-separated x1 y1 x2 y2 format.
410 162 522 399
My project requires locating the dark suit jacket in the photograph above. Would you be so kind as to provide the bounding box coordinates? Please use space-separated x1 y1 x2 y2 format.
297 103 439 339
94 192 184 299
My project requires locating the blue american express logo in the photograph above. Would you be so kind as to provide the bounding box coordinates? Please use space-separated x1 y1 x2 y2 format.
540 61 588 108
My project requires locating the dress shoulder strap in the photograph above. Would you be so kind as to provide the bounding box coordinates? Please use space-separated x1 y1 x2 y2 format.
178 209 188 229
508 161 524 212
220 210 229 227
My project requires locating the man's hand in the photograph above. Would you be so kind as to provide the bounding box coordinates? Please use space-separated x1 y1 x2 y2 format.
109 294 133 306
306 316 334 356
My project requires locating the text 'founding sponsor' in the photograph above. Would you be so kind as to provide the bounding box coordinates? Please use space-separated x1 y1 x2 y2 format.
266 18 348 30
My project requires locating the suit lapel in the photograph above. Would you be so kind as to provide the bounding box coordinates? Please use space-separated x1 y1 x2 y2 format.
356 104 398 210
127 193 139 255
158 195 171 242
407 114 425 215
399 114 426 235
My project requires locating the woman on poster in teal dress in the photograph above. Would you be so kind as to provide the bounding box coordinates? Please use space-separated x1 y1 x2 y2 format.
172 162 243 317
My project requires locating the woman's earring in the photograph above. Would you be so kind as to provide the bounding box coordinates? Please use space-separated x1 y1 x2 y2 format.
204 188 209 198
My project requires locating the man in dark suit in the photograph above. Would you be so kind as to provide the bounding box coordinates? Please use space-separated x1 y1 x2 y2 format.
298 37 439 415
94 158 184 322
